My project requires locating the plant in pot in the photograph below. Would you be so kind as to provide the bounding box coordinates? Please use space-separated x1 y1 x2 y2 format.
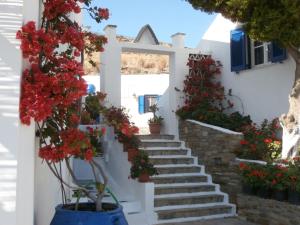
148 104 163 135
268 164 288 201
287 158 300 205
130 151 158 182
17 0 129 224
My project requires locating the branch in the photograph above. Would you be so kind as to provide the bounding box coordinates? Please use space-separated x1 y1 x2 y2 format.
64 158 97 202
287 44 300 63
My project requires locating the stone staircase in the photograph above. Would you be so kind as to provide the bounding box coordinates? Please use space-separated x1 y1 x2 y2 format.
138 134 236 224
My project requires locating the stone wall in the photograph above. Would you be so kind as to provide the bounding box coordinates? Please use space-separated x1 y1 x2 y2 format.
179 119 243 203
237 194 300 225
179 120 300 225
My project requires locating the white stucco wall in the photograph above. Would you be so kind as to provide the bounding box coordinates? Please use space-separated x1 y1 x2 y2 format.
197 15 294 124
84 74 169 131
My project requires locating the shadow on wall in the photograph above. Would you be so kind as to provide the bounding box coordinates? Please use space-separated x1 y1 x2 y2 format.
0 1 23 224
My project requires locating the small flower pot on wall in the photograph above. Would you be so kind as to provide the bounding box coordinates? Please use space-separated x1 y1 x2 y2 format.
128 148 139 162
273 190 287 201
257 187 271 199
138 172 150 183
149 123 161 135
288 190 300 205
242 183 257 195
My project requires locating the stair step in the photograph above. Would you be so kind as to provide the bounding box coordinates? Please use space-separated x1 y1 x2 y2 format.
149 156 195 165
154 193 224 207
138 134 175 140
155 183 215 195
151 174 207 184
156 204 233 220
143 148 188 156
140 140 181 148
156 165 201 174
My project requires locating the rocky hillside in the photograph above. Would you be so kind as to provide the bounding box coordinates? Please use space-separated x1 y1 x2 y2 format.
84 35 170 75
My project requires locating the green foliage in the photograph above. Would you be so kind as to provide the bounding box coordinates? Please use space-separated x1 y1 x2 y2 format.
148 104 164 125
236 119 282 161
187 0 300 48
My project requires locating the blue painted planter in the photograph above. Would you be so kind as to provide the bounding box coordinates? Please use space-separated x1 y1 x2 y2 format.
50 203 128 225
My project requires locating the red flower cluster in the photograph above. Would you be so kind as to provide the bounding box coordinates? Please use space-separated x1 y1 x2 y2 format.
98 8 109 20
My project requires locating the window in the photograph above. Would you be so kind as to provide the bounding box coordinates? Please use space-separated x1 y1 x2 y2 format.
144 95 159 113
138 95 160 114
252 41 271 66
230 28 287 73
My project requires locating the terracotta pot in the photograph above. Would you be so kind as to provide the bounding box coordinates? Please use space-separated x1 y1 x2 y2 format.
138 173 150 183
149 123 161 135
288 190 300 205
127 148 139 162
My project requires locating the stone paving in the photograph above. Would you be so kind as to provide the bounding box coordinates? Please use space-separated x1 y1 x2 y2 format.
158 217 259 225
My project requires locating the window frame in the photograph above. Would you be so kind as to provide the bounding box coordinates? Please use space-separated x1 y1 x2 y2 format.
250 40 272 67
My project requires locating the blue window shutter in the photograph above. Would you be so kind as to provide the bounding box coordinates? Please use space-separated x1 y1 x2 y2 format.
138 96 145 114
230 28 250 72
270 42 287 63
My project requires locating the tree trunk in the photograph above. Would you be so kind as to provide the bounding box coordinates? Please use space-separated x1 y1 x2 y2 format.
281 57 300 158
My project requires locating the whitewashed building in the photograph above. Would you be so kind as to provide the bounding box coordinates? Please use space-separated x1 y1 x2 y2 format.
0 0 294 224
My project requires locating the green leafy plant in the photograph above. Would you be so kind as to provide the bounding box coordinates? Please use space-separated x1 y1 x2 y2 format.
148 104 163 125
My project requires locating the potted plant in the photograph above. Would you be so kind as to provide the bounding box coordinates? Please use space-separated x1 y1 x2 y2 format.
130 151 158 182
148 104 164 134
269 165 288 201
287 158 300 205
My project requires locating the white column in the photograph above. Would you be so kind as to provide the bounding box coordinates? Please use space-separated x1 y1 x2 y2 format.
168 33 189 138
100 25 122 107
10 0 40 225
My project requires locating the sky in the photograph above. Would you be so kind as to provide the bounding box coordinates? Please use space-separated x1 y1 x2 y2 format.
84 0 216 48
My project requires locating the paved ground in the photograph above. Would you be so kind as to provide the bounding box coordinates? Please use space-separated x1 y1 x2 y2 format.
158 217 259 225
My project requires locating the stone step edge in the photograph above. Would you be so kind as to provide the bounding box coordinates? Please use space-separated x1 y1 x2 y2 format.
155 164 203 168
154 212 237 224
154 192 225 199
139 147 187 150
152 173 207 178
149 155 196 159
140 140 182 143
155 182 213 188
154 202 235 211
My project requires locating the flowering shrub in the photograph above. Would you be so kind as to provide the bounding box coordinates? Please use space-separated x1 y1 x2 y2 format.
130 151 158 179
17 0 113 211
236 119 282 161
176 56 252 131
239 159 300 197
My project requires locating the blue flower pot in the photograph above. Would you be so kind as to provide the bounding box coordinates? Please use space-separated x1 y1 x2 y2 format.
50 203 128 225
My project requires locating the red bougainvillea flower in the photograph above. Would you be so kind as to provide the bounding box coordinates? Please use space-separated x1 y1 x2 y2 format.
264 138 272 144
98 8 109 20
101 127 106 135
239 162 248 170
240 140 249 145
85 149 94 162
